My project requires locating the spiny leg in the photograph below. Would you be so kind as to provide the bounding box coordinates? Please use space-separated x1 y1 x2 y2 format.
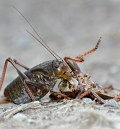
76 89 90 99
76 88 106 104
64 37 101 63
64 56 84 63
13 59 29 70
0 58 35 101
76 37 101 59
91 90 106 104
49 91 72 100
0 58 30 90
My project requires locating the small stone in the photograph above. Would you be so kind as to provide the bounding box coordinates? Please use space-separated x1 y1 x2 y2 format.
104 99 119 107
82 98 94 104
13 113 27 121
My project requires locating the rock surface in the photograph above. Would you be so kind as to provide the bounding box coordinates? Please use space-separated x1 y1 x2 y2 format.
0 0 120 129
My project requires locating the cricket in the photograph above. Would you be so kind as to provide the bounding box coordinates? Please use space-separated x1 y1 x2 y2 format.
0 7 120 105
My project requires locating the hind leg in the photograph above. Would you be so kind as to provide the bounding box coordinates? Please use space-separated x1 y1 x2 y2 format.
0 58 35 102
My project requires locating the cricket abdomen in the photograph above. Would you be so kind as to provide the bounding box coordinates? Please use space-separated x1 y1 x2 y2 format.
4 75 53 104
4 60 57 104
4 77 32 104
4 74 55 104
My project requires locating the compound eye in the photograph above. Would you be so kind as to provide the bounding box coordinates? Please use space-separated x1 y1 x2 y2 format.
54 62 60 69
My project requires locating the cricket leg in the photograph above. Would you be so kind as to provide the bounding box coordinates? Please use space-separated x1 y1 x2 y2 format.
64 56 84 63
0 58 35 102
0 58 30 90
64 37 101 63
76 37 101 59
12 59 30 70
76 89 90 99
49 91 72 100
76 88 106 104
64 60 82 74
90 90 106 104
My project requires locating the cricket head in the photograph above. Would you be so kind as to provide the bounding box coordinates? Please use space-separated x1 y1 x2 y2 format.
52 60 78 86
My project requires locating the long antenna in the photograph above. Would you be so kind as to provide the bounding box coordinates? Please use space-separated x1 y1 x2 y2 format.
13 6 62 60
26 30 58 59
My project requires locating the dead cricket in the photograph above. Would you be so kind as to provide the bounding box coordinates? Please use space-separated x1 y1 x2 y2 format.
0 7 120 105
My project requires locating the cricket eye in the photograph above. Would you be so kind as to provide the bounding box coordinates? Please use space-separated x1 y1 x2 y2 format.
54 62 60 69
54 64 59 68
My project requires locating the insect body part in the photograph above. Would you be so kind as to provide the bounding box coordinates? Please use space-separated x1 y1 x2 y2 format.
0 7 109 105
0 35 102 104
52 60 78 86
0 58 79 104
0 7 75 104
51 68 120 104
0 36 101 104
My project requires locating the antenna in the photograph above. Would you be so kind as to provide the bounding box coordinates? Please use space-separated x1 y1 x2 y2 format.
13 6 62 60
26 30 58 59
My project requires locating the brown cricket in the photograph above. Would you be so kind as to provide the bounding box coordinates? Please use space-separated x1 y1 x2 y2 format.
0 7 120 105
